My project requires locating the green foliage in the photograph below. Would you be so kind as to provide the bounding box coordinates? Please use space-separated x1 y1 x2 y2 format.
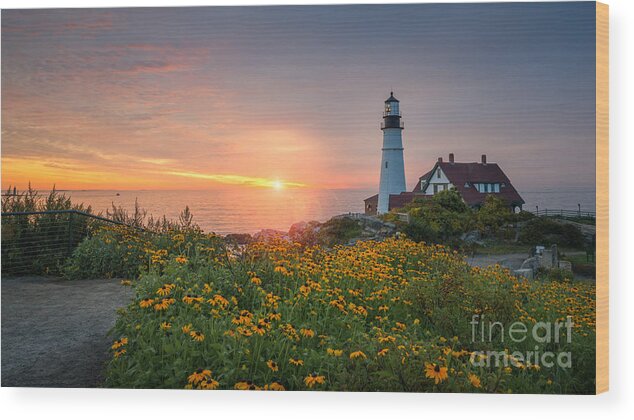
476 195 512 235
2 184 91 214
400 189 474 245
1 185 93 275
536 267 574 283
518 218 585 248
315 217 362 247
63 226 225 280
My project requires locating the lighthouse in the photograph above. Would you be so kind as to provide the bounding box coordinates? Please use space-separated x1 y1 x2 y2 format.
377 92 406 214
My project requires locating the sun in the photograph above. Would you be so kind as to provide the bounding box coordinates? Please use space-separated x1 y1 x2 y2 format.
272 180 284 190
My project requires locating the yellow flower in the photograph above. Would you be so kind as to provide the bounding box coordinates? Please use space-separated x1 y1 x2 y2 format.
154 298 174 311
234 380 257 390
160 322 172 331
266 381 285 391
468 373 481 388
289 357 304 366
183 295 203 304
304 373 326 388
111 337 128 350
266 360 279 372
188 369 212 384
300 328 315 338
182 323 193 334
250 277 262 285
199 378 220 390
251 325 267 336
327 348 343 357
190 331 205 342
157 285 172 296
114 349 126 358
139 298 154 308
175 256 188 264
349 351 367 360
120 279 131 286
377 348 389 357
425 363 449 384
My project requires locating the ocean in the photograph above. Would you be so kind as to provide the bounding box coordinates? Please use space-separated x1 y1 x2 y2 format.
57 187 596 235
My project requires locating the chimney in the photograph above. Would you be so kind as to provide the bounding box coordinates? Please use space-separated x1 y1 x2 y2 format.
437 157 443 163
481 154 487 165
449 153 454 164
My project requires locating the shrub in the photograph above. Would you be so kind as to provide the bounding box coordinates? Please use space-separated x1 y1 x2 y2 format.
518 218 585 248
63 226 225 280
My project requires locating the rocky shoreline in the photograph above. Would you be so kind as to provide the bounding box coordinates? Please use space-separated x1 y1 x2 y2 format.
224 213 398 246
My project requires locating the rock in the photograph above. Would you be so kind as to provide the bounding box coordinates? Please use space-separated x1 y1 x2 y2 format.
514 268 534 280
224 233 253 245
461 230 481 244
558 261 573 271
288 220 321 245
253 229 288 242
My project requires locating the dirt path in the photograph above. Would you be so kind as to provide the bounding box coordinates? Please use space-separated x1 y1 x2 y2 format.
1 276 133 388
465 253 528 270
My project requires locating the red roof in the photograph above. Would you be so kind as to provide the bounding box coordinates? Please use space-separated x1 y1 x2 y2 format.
389 192 428 209
422 161 524 206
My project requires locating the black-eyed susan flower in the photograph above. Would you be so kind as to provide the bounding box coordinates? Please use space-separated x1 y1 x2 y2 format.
111 337 128 350
326 348 343 357
266 360 279 372
188 369 212 384
424 363 448 384
234 380 257 390
182 323 193 334
289 357 304 366
199 378 220 390
157 285 172 296
303 373 325 388
468 373 481 388
139 298 154 308
300 328 315 338
377 348 389 357
252 325 266 336
160 322 172 331
266 381 285 391
190 331 205 342
349 351 367 360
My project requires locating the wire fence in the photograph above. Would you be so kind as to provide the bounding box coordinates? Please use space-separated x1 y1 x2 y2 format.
1 210 134 276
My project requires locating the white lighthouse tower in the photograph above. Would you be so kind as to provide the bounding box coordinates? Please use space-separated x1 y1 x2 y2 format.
377 92 406 214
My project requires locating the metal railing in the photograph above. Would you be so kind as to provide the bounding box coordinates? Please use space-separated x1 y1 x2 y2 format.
530 208 596 219
1 210 134 276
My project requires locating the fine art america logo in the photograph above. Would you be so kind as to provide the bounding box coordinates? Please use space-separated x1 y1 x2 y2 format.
469 315 573 369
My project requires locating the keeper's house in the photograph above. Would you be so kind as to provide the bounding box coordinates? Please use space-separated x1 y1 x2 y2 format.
364 153 525 215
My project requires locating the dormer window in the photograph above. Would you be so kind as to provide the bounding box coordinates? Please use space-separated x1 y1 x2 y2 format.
464 182 470 188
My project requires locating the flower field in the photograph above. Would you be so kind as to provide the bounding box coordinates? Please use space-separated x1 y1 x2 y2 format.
79 227 596 393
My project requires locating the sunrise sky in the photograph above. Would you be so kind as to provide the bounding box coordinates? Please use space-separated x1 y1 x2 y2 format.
2 3 596 192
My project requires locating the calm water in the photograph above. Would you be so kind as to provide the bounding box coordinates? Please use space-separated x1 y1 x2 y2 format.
58 188 595 235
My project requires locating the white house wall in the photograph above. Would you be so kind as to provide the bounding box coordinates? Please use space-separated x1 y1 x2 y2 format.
423 166 453 195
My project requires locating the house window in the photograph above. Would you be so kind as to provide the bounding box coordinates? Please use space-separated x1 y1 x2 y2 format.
385 161 388 168
493 183 500 193
437 170 441 179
